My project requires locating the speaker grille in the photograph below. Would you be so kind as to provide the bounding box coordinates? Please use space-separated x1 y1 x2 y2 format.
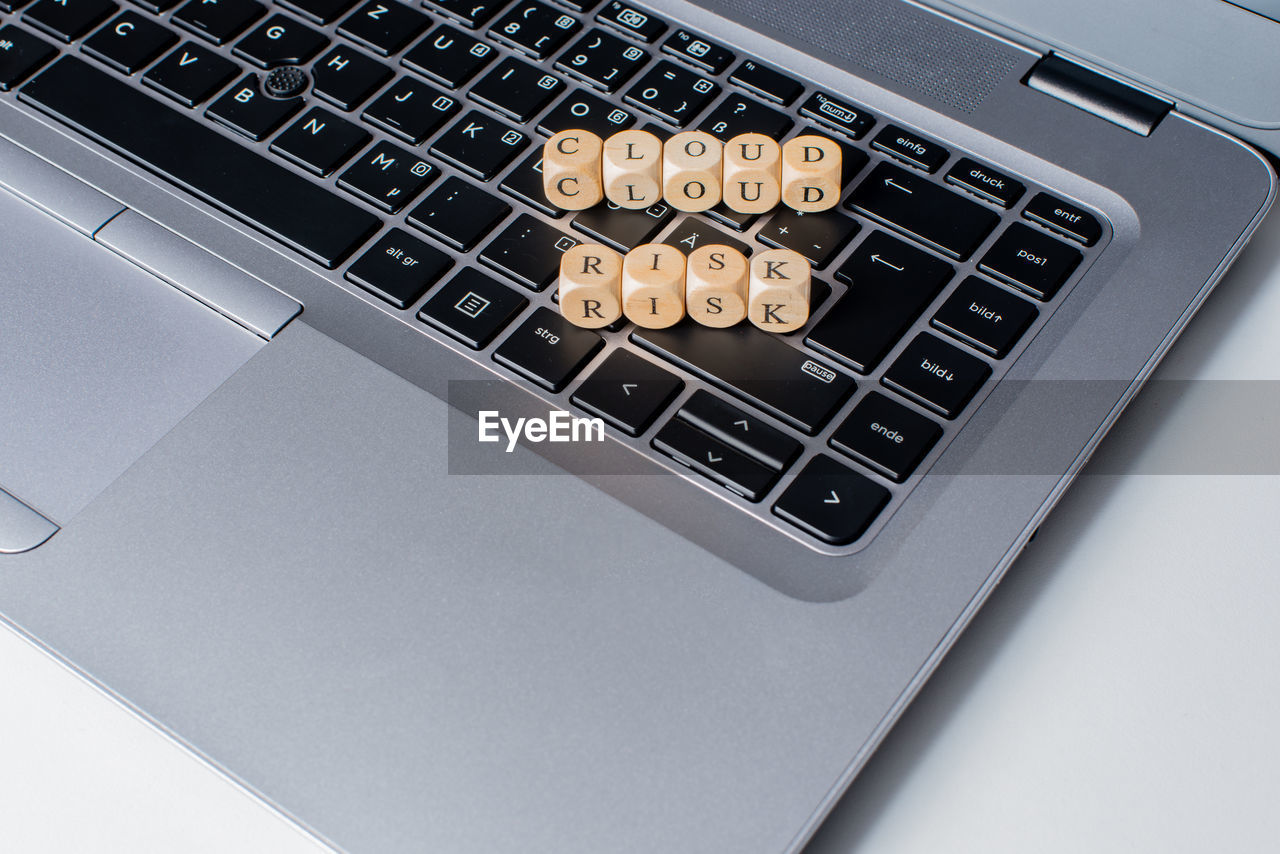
699 0 1019 114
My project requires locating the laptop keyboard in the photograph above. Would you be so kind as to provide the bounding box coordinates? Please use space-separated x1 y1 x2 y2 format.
0 0 1108 550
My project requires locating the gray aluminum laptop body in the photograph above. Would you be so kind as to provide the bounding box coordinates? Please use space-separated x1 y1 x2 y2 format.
0 0 1273 852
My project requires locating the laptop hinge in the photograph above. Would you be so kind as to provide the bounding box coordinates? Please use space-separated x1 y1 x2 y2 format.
1025 53 1172 137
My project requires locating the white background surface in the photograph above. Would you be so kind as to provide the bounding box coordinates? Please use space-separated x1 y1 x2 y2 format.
5 211 1280 852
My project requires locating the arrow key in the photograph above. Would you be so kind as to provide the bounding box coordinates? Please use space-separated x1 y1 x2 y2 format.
572 349 683 436
652 418 777 501
675 390 800 470
773 454 890 544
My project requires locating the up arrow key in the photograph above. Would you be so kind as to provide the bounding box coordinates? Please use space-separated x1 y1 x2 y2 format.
823 490 841 504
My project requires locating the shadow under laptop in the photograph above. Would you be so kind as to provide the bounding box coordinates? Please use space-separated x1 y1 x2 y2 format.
805 199 1280 851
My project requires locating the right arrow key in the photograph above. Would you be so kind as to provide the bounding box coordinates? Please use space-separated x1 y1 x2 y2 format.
773 455 890 544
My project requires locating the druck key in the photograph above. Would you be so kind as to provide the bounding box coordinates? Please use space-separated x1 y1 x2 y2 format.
21 57 380 268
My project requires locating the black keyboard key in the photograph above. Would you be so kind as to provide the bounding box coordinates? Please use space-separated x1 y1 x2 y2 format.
632 325 854 434
1022 192 1102 246
704 203 756 232
572 349 682 435
676 390 799 471
536 88 635 137
945 158 1024 208
882 333 990 419
206 73 301 139
624 60 718 127
23 0 115 43
662 217 751 257
830 392 941 482
499 151 561 217
337 0 426 56
407 177 510 251
430 111 529 180
469 56 565 123
978 223 1081 300
661 28 732 74
596 1 664 42
418 267 528 349
757 208 859 269
311 45 390 110
337 139 435 212
494 306 603 391
698 94 791 142
277 0 357 25
489 1 579 60
21 56 380 267
270 106 369 175
847 162 1000 260
480 214 578 291
871 124 948 173
233 14 326 67
799 91 874 139
932 276 1037 358
424 0 501 29
772 454 889 544
172 0 263 45
401 25 493 89
554 27 647 93
361 75 458 143
81 12 175 74
806 231 952 373
652 419 777 501
0 25 55 90
141 42 238 106
344 227 451 308
728 59 801 106
571 200 673 252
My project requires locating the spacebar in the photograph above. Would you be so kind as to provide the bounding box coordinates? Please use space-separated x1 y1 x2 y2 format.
19 57 380 269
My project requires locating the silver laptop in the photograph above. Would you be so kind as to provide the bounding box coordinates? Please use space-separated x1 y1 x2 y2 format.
0 0 1275 851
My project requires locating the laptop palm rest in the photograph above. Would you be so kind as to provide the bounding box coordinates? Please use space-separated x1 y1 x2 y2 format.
0 189 264 530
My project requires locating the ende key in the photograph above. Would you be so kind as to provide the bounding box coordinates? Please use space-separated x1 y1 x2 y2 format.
559 242 809 332
542 129 841 214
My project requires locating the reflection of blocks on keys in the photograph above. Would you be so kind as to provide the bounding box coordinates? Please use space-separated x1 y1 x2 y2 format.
558 243 623 328
623 242 686 328
542 129 604 210
781 135 841 212
662 130 722 213
685 244 748 328
602 129 663 210
723 132 781 214
748 248 810 333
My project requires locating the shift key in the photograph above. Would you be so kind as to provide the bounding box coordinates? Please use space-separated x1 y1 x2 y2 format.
632 325 854 434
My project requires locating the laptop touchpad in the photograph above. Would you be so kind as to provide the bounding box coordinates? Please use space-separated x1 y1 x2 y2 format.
0 190 264 527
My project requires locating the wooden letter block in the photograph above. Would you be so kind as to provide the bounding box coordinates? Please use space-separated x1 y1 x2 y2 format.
781 135 841 212
722 133 781 214
662 131 722 212
542 130 603 210
602 130 663 210
558 243 623 328
622 242 686 328
685 244 748 327
748 248 810 333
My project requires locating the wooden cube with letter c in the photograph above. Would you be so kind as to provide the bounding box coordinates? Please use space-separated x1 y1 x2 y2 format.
542 130 603 210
